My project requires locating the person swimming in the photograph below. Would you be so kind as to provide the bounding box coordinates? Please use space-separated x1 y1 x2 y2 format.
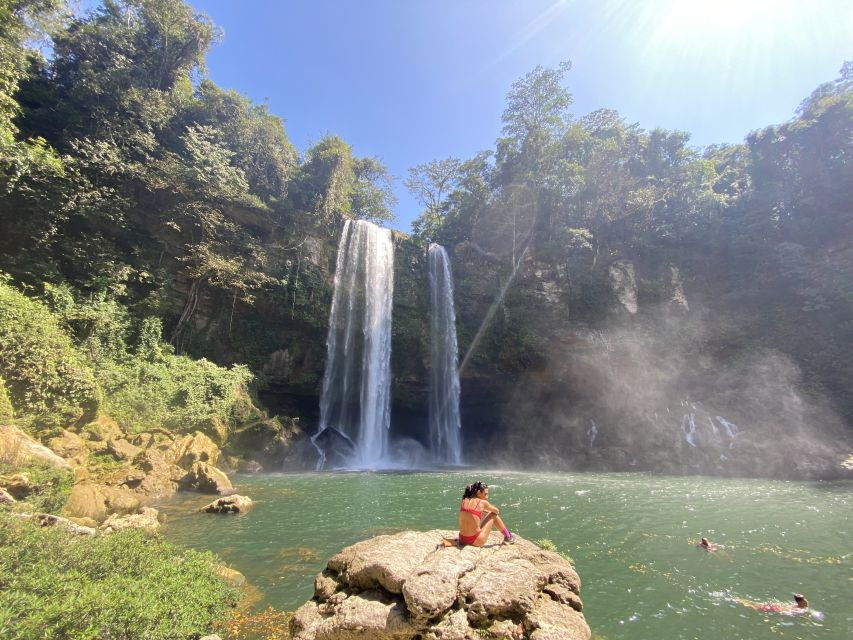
698 537 718 551
736 593 810 616
457 481 514 546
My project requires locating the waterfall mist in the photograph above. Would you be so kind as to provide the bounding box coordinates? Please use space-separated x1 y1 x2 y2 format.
427 244 463 464
490 306 851 478
316 219 394 468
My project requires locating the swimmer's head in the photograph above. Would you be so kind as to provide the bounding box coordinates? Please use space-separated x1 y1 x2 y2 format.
794 594 808 608
700 537 710 546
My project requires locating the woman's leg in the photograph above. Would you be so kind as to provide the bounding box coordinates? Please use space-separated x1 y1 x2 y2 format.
493 514 509 534
472 513 497 547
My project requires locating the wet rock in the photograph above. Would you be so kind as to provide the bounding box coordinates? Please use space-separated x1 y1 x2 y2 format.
239 459 264 473
311 427 355 469
200 494 253 514
213 564 246 587
291 530 590 640
609 260 637 314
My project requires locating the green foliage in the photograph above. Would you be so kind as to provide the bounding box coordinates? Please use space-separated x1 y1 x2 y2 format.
0 276 100 428
0 376 13 422
293 135 395 225
0 462 73 513
0 0 64 188
98 355 253 435
535 538 575 565
0 513 240 639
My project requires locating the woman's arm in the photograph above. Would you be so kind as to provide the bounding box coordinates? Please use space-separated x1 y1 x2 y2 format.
480 500 500 514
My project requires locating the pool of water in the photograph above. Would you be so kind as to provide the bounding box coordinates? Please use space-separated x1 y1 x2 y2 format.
156 471 852 640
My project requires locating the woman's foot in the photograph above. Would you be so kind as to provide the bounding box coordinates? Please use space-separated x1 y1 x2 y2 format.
503 533 516 544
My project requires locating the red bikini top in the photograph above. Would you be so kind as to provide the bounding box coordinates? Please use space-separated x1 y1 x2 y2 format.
460 499 483 519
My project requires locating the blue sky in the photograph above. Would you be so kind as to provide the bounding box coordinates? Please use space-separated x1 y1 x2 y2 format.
177 1 851 231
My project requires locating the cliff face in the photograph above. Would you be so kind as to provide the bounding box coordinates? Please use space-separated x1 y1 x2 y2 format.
167 220 852 479
448 239 852 479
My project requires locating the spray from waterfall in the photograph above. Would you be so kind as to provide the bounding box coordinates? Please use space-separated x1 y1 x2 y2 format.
428 244 463 464
315 219 394 468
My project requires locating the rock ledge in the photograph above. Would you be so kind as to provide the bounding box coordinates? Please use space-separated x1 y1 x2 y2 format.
291 530 591 640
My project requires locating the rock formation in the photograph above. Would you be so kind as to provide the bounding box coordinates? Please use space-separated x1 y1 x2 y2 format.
291 530 590 640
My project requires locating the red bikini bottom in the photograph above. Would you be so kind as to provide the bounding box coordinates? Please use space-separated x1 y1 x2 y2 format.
458 531 479 545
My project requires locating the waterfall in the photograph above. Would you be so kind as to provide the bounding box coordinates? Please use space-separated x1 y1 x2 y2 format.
427 244 463 464
316 219 394 468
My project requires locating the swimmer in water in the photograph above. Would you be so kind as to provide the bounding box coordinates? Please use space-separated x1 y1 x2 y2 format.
736 593 809 616
697 537 718 551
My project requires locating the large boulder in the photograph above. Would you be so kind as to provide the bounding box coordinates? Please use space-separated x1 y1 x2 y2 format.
290 530 590 640
47 430 89 466
107 438 142 461
182 461 233 494
0 424 70 469
120 449 185 499
166 432 220 469
64 482 141 522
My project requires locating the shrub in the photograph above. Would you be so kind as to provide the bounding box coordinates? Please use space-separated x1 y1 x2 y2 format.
98 355 253 435
0 278 100 429
0 513 240 639
535 538 575 565
0 377 13 423
0 462 73 513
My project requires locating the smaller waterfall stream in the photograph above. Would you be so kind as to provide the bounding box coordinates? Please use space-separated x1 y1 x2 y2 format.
316 219 394 468
428 244 463 464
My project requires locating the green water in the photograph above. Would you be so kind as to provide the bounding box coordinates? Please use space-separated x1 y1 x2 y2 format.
157 471 852 640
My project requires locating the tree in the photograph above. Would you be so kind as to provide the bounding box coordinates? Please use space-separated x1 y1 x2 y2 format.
293 135 396 227
0 0 64 188
406 157 461 241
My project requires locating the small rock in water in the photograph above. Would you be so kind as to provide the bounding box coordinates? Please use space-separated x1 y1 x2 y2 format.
199 494 253 514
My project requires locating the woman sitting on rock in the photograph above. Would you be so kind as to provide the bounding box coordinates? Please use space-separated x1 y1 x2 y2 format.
457 481 514 546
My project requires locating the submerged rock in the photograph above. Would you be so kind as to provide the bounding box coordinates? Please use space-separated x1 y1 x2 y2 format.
291 530 590 640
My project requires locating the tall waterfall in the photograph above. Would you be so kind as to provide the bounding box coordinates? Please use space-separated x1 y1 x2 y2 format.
427 244 463 464
317 219 394 467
